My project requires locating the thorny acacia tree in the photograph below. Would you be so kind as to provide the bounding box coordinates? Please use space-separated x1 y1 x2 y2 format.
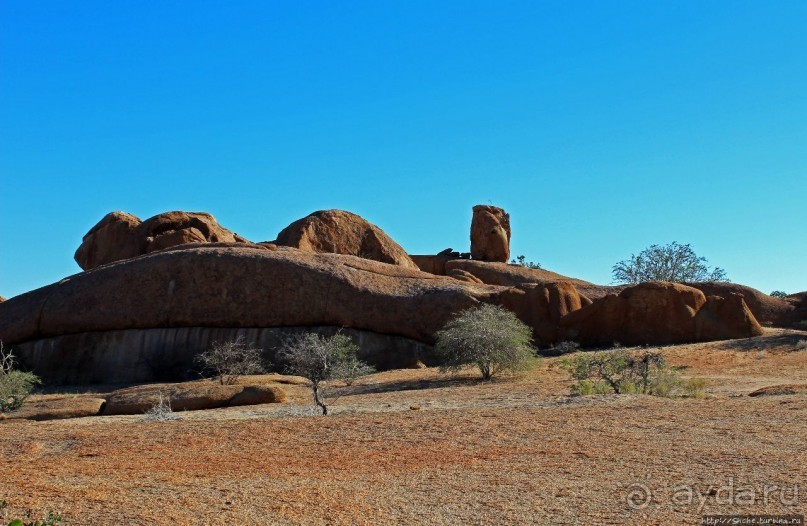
279 332 374 415
612 242 728 284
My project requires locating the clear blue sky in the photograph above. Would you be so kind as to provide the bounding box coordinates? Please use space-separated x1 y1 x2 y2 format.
1 1 805 299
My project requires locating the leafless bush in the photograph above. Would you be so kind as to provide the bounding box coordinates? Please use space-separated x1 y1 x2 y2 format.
278 332 373 415
142 392 179 422
796 340 807 351
195 337 265 385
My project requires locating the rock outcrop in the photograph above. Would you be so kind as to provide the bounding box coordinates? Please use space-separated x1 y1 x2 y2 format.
470 205 511 262
0 296 5 302
496 281 592 343
560 282 763 346
0 244 610 383
411 256 617 300
688 282 795 327
102 382 286 415
274 210 418 269
74 211 249 270
1 396 106 421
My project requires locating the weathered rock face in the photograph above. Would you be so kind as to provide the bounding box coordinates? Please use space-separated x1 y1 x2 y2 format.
688 282 794 327
785 291 807 328
74 211 249 270
447 269 484 284
411 256 617 301
0 296 5 302
14 326 434 384
695 293 764 341
470 205 511 262
2 244 499 349
274 209 418 269
495 281 592 343
0 244 770 384
560 282 763 346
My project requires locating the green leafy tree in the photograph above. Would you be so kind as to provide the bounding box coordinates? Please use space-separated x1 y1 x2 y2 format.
0 343 40 413
612 242 728 284
770 290 788 298
434 304 537 380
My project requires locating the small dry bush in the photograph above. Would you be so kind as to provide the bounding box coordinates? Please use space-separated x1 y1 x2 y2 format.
560 350 684 397
796 340 807 351
683 377 708 399
195 337 265 385
142 392 180 422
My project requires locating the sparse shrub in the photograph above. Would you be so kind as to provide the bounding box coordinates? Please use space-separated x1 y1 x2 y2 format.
612 241 728 284
770 290 788 298
0 342 40 413
510 255 542 269
332 353 376 386
571 380 612 396
278 332 373 415
795 340 807 351
434 304 537 380
683 377 708 399
798 320 807 331
0 500 62 526
195 337 265 385
142 392 179 422
648 369 681 398
560 350 681 397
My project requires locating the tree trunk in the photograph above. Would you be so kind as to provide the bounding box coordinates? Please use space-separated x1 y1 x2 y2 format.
312 382 328 415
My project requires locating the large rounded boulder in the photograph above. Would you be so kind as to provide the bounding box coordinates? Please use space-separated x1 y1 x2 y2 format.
74 210 250 270
560 282 763 346
273 209 417 269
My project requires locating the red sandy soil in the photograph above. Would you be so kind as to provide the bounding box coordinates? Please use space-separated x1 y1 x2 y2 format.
1 329 806 525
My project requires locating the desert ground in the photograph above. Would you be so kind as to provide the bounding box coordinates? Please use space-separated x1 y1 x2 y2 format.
2 329 806 525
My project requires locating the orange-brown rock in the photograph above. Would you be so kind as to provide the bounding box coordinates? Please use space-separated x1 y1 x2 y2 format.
695 293 764 341
493 281 592 343
560 282 763 346
447 269 484 284
102 382 286 415
274 210 418 269
688 282 795 327
0 396 106 421
74 210 250 270
0 296 5 302
470 205 511 262
1 245 498 347
0 246 770 384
